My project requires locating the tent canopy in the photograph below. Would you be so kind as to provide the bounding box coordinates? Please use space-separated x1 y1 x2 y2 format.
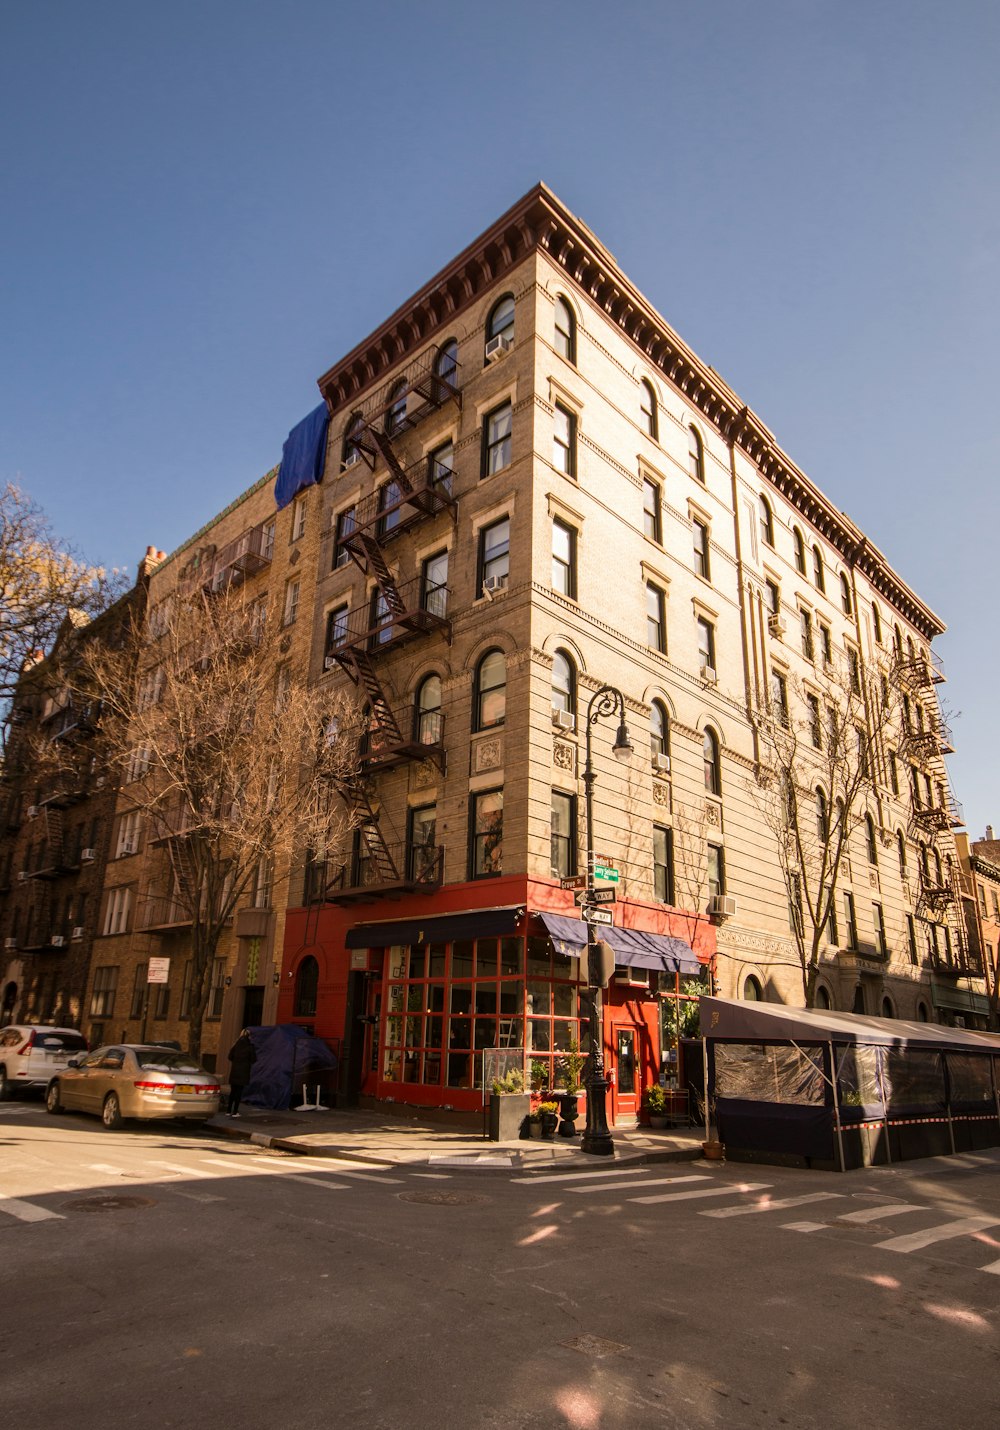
701 995 1000 1053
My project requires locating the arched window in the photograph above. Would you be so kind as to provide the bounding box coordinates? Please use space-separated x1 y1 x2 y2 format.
385 379 408 436
703 728 721 796
688 426 705 482
551 649 575 716
554 298 575 363
919 842 930 882
897 831 908 879
894 623 903 657
485 294 515 358
640 379 658 440
294 956 319 1018
865 815 878 864
933 848 943 884
759 495 774 549
881 996 894 1019
415 674 442 746
433 339 458 393
650 700 670 760
872 604 883 645
743 975 763 1001
815 985 832 1010
816 788 829 842
341 412 364 469
474 649 506 731
840 572 853 616
812 545 825 593
916 1001 930 1022
793 527 806 575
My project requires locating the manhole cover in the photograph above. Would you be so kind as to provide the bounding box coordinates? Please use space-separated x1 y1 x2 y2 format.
397 1191 490 1206
68 1195 156 1213
560 1335 627 1358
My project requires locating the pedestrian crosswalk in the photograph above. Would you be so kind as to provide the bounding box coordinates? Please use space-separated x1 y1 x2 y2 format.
0 1147 402 1225
511 1164 1000 1278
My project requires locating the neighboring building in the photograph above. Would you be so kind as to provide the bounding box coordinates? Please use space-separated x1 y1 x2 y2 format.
0 551 160 1028
270 183 965 1117
959 828 1000 1027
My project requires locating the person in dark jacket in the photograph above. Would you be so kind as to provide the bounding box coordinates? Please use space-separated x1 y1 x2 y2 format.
227 1030 256 1116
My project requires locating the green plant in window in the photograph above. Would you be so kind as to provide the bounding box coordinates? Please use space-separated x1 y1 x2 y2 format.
642 1084 668 1115
557 1037 585 1094
490 1067 525 1095
529 1059 548 1092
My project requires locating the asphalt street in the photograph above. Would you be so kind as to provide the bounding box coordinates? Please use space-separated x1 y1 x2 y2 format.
3 1099 1000 1429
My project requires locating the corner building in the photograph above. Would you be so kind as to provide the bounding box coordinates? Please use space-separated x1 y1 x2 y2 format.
277 184 967 1116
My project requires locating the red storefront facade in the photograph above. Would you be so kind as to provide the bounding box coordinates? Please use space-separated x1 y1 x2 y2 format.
278 875 715 1122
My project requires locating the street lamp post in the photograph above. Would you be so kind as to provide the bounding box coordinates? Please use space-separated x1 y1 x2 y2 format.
580 684 633 1157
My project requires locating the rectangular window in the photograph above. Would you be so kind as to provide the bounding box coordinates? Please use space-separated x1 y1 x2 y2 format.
889 752 900 797
116 810 141 859
282 578 300 627
325 604 349 655
552 403 576 477
90 966 119 1018
789 873 803 936
180 960 193 1019
992 890 1000 920
842 892 858 950
653 825 674 904
471 789 503 878
770 671 788 725
800 608 814 661
766 579 780 617
408 804 439 883
848 647 861 694
377 480 401 538
696 616 715 673
428 440 453 494
979 883 988 916
550 791 576 878
291 497 306 542
333 506 356 568
643 478 661 543
807 694 822 748
692 519 710 580
551 518 576 599
820 623 833 664
873 902 887 956
152 982 170 1019
823 893 838 945
422 550 449 619
129 963 148 1019
646 582 666 653
707 844 725 898
208 959 226 1019
482 401 512 477
478 517 510 595
261 519 275 561
102 886 132 937
907 914 918 965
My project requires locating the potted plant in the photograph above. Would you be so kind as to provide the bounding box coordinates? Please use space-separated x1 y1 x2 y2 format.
488 1067 530 1142
642 1084 670 1130
538 1100 560 1139
556 1037 586 1137
530 1059 549 1094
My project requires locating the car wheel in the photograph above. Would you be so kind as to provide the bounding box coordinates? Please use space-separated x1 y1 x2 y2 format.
102 1092 123 1130
46 1081 63 1115
0 1065 12 1101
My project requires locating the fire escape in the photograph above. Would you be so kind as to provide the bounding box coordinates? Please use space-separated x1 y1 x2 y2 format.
319 344 458 904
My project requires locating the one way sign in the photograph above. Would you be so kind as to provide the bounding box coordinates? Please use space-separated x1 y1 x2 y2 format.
575 887 616 905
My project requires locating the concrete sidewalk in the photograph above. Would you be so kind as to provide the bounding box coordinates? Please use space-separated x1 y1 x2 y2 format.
205 1103 706 1172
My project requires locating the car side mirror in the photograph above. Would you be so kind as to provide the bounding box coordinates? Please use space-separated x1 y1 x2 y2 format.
67 1058 81 1068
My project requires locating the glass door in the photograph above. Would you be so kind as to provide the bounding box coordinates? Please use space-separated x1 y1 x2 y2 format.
612 1026 639 1125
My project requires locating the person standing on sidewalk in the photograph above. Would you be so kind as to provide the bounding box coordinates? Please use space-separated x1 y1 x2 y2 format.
227 1029 256 1117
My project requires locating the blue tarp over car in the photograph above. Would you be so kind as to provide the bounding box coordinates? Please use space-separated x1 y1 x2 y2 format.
242 1025 338 1110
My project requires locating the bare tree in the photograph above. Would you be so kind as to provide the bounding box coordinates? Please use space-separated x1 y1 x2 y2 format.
0 483 125 743
748 658 895 1007
82 586 361 1057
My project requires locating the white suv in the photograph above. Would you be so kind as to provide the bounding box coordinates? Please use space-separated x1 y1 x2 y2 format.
0 1026 89 1099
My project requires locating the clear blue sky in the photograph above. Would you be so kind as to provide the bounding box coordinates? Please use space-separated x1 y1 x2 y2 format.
3 2 998 834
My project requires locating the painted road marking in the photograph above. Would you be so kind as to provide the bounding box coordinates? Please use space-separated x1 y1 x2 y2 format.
512 1167 658 1185
876 1214 1000 1253
836 1203 927 1224
273 1155 401 1182
631 1182 772 1206
568 1175 712 1196
0 1192 63 1223
200 1157 351 1192
701 1192 844 1219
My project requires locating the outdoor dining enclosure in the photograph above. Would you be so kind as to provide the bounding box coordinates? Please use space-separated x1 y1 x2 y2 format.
700 996 1000 1171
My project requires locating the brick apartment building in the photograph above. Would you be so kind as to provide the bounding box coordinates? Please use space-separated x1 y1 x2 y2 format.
2 184 979 1108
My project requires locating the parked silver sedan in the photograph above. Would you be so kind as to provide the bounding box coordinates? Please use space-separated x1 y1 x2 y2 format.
46 1044 221 1129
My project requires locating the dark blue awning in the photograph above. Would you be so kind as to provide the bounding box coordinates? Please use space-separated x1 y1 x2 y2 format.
534 911 700 975
345 906 525 949
275 403 330 510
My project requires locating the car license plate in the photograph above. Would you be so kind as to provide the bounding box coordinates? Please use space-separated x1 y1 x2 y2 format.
175 1085 195 1094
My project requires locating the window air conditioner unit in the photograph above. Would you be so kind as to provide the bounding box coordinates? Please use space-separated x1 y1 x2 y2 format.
709 894 738 919
4 938 17 951
119 839 136 857
653 753 671 774
17 871 31 883
481 575 507 600
615 967 649 988
701 665 718 685
767 615 785 639
26 805 39 819
50 935 66 948
81 848 96 863
552 709 575 732
484 333 513 362
71 927 85 942
324 654 339 671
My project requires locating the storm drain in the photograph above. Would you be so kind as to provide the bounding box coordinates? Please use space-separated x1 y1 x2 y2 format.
560 1335 628 1358
67 1195 156 1213
397 1190 490 1207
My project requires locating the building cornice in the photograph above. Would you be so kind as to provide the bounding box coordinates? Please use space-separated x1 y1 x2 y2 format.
314 183 944 641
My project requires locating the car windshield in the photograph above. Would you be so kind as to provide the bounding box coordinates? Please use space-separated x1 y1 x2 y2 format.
134 1050 204 1073
36 1033 88 1051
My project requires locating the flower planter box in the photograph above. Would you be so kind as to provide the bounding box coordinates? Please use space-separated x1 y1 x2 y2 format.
488 1093 531 1142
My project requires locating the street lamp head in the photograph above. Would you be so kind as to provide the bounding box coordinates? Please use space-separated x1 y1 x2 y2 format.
612 721 633 761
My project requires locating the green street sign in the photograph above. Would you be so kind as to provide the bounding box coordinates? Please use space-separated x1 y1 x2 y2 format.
593 866 620 883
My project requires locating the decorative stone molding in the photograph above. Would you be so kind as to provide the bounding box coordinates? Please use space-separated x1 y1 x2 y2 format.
410 765 437 792
553 739 576 773
653 780 671 808
473 738 503 773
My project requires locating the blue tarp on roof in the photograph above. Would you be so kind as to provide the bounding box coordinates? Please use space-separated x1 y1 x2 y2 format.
274 403 330 510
